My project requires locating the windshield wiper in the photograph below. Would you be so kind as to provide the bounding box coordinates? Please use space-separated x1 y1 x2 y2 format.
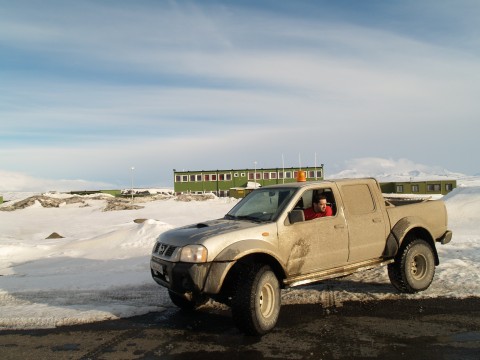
225 214 270 223
235 215 265 223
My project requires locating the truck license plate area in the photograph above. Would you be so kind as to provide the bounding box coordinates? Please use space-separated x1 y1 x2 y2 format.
152 261 164 274
151 258 169 283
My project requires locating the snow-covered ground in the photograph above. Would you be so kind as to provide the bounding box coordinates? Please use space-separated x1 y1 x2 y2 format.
1 179 479 330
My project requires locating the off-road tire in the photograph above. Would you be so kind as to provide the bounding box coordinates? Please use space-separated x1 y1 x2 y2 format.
231 264 281 336
388 239 435 293
168 290 198 311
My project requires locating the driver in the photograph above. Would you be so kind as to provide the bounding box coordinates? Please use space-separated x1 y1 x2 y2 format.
304 194 332 220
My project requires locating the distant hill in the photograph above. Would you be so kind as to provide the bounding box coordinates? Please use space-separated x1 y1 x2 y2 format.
326 158 477 185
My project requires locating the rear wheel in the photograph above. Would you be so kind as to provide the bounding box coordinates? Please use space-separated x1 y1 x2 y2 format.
231 264 281 336
388 239 435 293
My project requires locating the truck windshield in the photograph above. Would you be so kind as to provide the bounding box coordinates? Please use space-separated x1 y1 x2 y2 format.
225 188 297 222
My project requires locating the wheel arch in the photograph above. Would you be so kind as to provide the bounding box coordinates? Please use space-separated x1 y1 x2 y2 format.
392 221 439 266
203 240 287 296
234 252 286 284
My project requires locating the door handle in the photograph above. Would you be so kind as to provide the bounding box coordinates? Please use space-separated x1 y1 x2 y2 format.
372 218 382 223
334 224 345 229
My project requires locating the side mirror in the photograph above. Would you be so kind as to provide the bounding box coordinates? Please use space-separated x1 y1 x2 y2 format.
288 209 305 224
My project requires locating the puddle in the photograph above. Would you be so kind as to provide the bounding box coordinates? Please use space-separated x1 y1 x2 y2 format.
437 331 480 343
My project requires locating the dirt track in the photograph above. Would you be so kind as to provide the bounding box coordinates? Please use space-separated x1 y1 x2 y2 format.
1 297 479 359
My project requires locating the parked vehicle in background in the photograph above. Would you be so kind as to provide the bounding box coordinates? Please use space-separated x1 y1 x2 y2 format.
150 178 452 335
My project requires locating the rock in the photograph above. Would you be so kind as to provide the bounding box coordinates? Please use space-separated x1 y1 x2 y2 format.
46 232 64 239
175 194 216 202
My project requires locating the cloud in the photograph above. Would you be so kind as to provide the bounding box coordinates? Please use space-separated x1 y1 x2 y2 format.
0 1 479 185
0 170 115 193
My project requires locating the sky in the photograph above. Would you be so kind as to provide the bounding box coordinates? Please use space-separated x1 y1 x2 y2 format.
1 0 480 191
0 174 479 330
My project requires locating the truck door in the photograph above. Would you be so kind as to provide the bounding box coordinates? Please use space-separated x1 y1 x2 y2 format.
279 187 349 275
338 183 389 263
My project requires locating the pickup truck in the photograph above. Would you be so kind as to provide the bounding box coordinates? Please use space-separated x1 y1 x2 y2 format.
150 178 452 335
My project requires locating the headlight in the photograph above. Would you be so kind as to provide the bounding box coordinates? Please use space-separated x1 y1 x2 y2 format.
180 245 208 263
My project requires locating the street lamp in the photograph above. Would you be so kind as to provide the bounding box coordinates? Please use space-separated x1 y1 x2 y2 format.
131 166 135 203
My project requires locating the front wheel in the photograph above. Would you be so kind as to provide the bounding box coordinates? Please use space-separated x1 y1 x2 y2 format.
231 265 281 336
388 239 435 293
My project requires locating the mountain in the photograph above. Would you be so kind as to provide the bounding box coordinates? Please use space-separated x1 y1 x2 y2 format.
327 158 474 184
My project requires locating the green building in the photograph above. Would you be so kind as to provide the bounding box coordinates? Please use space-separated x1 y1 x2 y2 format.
173 166 324 197
379 180 457 196
173 166 456 198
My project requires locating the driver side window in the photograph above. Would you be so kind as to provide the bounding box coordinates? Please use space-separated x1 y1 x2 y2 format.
303 188 337 217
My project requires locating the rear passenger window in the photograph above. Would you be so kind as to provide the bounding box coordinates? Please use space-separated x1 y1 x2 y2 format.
341 184 375 215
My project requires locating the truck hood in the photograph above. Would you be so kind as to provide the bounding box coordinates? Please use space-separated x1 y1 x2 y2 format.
159 218 263 246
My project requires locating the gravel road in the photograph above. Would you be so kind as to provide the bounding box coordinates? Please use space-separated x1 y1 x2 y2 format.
1 297 479 359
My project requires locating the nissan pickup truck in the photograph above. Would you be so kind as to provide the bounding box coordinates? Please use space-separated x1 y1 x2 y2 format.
150 178 452 335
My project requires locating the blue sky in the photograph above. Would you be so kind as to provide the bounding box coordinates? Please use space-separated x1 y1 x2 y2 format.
1 0 479 191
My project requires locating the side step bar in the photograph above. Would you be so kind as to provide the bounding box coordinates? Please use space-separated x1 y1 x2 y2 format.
284 258 394 288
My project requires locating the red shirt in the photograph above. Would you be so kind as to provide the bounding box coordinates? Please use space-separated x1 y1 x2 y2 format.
303 206 333 220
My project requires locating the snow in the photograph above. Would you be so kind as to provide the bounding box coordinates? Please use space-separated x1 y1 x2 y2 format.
1 179 480 330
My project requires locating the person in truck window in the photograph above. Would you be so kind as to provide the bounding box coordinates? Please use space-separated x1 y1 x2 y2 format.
304 193 333 220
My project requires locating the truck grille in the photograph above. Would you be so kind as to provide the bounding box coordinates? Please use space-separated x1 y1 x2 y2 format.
153 242 177 258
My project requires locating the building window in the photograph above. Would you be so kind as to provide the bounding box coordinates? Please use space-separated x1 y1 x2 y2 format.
190 174 196 182
175 175 181 182
308 171 315 178
182 175 188 182
396 185 404 193
412 184 419 193
285 171 292 179
427 184 441 192
196 174 202 181
241 173 246 177
248 172 261 180
263 172 270 180
278 172 284 179
270 172 277 179
234 173 239 177
217 173 231 181
316 170 322 178
218 190 229 197
205 174 218 181
445 184 453 192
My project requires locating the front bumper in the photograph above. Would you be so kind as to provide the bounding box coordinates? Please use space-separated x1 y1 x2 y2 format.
150 255 211 294
151 254 235 295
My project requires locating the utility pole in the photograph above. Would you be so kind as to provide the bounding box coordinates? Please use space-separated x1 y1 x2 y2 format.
131 166 135 203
